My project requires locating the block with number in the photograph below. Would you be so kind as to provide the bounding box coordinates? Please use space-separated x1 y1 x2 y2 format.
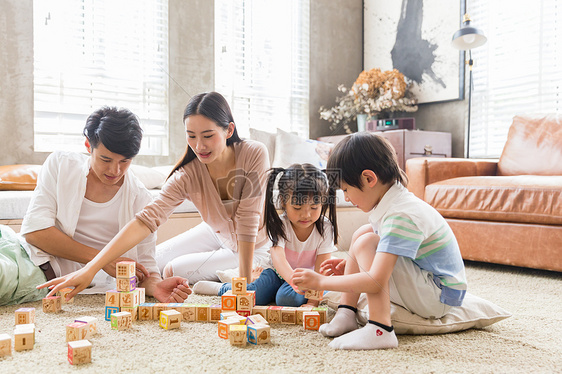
229 325 247 346
281 307 297 324
303 311 321 330
160 310 182 330
218 318 240 339
196 304 210 322
296 306 314 325
179 304 196 322
66 322 88 342
138 303 155 321
0 334 12 357
221 290 237 311
75 316 97 336
42 296 62 313
116 261 136 278
304 289 323 301
137 287 146 304
267 306 283 324
245 314 268 325
105 290 120 307
121 307 138 321
67 340 92 365
237 293 253 311
15 324 35 341
251 305 268 319
15 307 35 325
116 276 136 292
111 311 132 331
231 277 247 295
57 288 75 304
210 304 222 322
247 323 270 345
105 306 119 321
14 328 34 351
153 303 170 321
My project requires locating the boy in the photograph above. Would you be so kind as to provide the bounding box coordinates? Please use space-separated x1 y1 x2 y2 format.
292 132 466 350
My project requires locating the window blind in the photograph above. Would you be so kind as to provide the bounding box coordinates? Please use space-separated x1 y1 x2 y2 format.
467 0 561 158
215 0 310 139
33 0 169 155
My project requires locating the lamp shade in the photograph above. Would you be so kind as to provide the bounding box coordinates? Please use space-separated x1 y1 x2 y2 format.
452 19 487 50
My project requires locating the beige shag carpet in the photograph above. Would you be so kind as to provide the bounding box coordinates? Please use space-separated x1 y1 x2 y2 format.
1 261 561 374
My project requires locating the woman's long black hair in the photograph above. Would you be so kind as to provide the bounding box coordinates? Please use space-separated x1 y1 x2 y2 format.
264 163 338 246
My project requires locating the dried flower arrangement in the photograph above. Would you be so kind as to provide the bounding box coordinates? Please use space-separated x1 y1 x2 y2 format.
319 68 418 133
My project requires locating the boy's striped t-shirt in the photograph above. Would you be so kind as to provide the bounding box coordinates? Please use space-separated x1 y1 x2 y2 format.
369 183 467 306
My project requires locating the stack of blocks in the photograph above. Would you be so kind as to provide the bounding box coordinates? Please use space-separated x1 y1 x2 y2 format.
66 316 96 364
12 307 36 352
104 261 145 323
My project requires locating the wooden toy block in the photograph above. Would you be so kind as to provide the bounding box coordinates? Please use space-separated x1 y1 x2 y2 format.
120 291 135 308
251 305 268 319
221 290 237 311
236 293 253 311
153 303 170 321
67 339 92 365
227 315 248 325
160 310 182 330
229 325 247 346
0 333 12 357
138 303 155 321
104 306 120 321
105 290 120 307
303 311 321 330
121 307 138 321
210 304 222 322
14 329 34 351
137 287 146 304
267 306 283 324
116 261 136 278
15 307 35 325
304 289 323 301
42 295 62 313
296 306 314 325
75 316 97 336
231 277 247 295
66 322 88 342
111 311 132 331
179 304 196 322
247 323 271 345
247 290 256 306
312 307 328 324
167 303 184 312
281 307 297 324
218 319 240 339
236 310 251 318
57 288 75 304
196 304 210 322
220 311 240 320
14 324 35 341
245 314 268 325
116 276 136 292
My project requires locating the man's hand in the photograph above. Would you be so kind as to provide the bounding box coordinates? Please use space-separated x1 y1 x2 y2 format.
102 257 150 283
292 268 324 292
319 258 346 276
151 277 192 303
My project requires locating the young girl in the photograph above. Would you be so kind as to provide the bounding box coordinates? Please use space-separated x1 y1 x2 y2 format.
293 132 467 350
193 163 338 307
39 92 271 299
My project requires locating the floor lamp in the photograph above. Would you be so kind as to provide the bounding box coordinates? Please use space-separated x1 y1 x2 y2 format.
452 13 487 158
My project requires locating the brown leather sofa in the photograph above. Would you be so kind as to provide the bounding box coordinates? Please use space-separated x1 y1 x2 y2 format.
406 115 562 272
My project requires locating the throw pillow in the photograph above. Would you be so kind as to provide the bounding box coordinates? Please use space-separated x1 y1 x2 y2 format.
322 291 511 335
272 128 334 168
0 165 42 191
249 128 276 165
129 164 168 190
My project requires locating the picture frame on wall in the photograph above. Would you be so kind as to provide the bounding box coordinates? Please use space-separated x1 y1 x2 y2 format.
364 0 466 104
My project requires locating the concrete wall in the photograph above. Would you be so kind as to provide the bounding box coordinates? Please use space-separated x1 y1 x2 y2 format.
0 0 466 166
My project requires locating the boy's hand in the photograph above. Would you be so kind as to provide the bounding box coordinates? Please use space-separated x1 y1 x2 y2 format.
319 258 346 276
292 268 323 292
152 277 192 303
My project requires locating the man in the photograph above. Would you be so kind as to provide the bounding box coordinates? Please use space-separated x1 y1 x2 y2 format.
0 106 191 306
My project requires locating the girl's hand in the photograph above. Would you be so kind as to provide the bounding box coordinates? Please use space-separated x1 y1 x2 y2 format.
292 268 323 292
102 257 150 283
152 277 192 303
319 258 346 276
37 267 96 301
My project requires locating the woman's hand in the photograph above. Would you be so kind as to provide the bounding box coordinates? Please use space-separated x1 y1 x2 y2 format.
151 277 192 303
319 258 346 276
37 267 96 301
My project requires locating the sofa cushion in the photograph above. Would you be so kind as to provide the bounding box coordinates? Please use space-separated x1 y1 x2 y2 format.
498 114 562 176
425 175 562 225
0 165 41 191
273 128 333 168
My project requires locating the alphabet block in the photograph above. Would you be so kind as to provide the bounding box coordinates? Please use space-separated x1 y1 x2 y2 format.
167 303 184 312
247 290 256 306
236 293 253 311
14 324 35 341
221 290 237 311
251 305 268 319
121 307 138 321
138 303 155 321
104 306 120 321
267 306 283 324
57 287 75 304
0 333 12 357
296 306 313 325
231 277 247 295
137 287 146 304
15 307 35 325
281 307 297 324
160 310 182 330
42 295 62 313
105 290 120 307
75 316 97 336
229 325 247 346
304 289 323 301
312 307 328 324
67 339 92 365
220 311 240 320
303 311 321 330
179 304 196 322
14 328 34 351
116 276 136 292
210 304 222 322
120 291 135 308
247 323 271 345
236 310 251 318
153 303 170 321
66 322 88 342
245 314 268 325
196 304 210 322
115 261 136 278
218 319 240 339
111 311 132 331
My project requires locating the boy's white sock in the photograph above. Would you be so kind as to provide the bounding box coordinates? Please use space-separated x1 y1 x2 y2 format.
319 305 358 337
328 320 398 350
192 281 223 296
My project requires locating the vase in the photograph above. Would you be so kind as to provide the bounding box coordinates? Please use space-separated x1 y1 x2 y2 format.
356 114 367 132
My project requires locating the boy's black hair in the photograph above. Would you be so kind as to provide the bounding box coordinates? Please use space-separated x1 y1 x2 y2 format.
326 132 408 190
264 163 338 246
83 106 143 159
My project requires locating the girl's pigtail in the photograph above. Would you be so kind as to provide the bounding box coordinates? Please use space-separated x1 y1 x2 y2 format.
264 167 287 246
327 184 338 245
